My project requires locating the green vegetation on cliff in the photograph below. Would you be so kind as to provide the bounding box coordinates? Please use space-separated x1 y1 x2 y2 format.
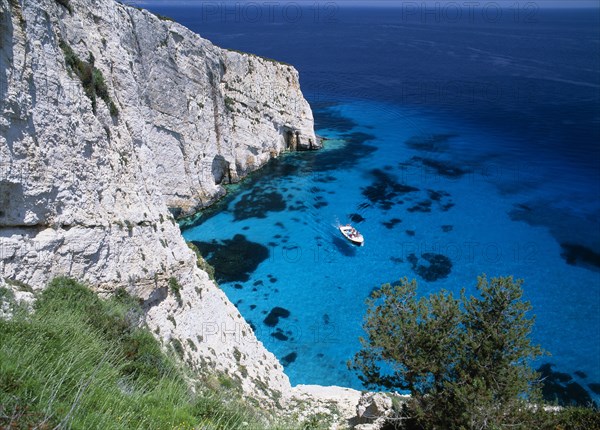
59 40 119 117
0 278 308 429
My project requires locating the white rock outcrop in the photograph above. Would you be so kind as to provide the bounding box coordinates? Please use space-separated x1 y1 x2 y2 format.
354 392 394 429
290 385 363 428
0 0 317 404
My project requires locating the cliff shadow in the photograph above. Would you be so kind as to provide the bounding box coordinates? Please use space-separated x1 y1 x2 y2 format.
0 0 15 113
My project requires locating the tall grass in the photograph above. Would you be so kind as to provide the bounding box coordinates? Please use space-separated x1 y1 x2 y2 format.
0 278 308 429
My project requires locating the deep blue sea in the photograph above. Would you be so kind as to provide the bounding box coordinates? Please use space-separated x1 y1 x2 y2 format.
145 3 600 405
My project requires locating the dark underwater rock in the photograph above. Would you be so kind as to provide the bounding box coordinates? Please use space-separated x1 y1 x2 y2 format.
281 352 298 366
271 330 289 341
589 383 600 395
362 168 419 210
407 200 432 213
405 133 457 152
538 363 595 407
560 243 600 271
263 306 291 327
407 252 452 282
382 218 402 229
314 106 358 132
233 189 286 220
428 189 450 201
303 115 379 172
413 156 468 178
350 213 366 223
192 235 269 283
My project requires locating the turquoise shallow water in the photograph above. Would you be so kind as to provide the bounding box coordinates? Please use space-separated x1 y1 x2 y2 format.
147 2 600 404
182 99 600 402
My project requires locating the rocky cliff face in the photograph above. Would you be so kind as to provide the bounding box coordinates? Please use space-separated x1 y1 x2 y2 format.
0 0 317 403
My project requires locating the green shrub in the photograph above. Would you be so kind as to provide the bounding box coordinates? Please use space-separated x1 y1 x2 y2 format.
217 374 238 391
546 406 600 428
167 314 177 327
171 338 185 360
4 277 33 292
156 13 174 22
224 96 235 112
187 241 216 281
108 100 119 117
351 275 600 429
350 275 544 429
168 276 182 305
0 286 14 302
186 338 197 352
58 40 119 117
517 405 600 429
233 347 242 362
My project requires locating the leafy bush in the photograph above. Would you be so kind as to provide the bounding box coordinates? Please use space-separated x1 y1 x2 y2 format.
0 286 14 302
351 275 600 428
224 96 235 112
4 277 33 292
518 405 600 429
169 276 183 305
187 241 216 281
108 100 119 117
58 40 119 117
350 275 545 429
156 13 174 22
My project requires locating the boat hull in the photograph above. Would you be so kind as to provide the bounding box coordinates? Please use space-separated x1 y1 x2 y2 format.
339 225 364 246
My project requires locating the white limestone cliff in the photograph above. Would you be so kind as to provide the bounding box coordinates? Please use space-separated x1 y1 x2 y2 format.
0 0 318 404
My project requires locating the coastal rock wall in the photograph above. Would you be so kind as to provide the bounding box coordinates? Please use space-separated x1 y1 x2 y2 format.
0 0 317 402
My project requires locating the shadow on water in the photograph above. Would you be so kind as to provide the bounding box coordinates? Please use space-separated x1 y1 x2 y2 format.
332 235 357 257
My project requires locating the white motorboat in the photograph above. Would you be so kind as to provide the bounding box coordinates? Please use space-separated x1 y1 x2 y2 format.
339 224 364 246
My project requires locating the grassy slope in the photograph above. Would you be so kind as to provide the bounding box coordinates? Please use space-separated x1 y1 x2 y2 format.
0 278 314 430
